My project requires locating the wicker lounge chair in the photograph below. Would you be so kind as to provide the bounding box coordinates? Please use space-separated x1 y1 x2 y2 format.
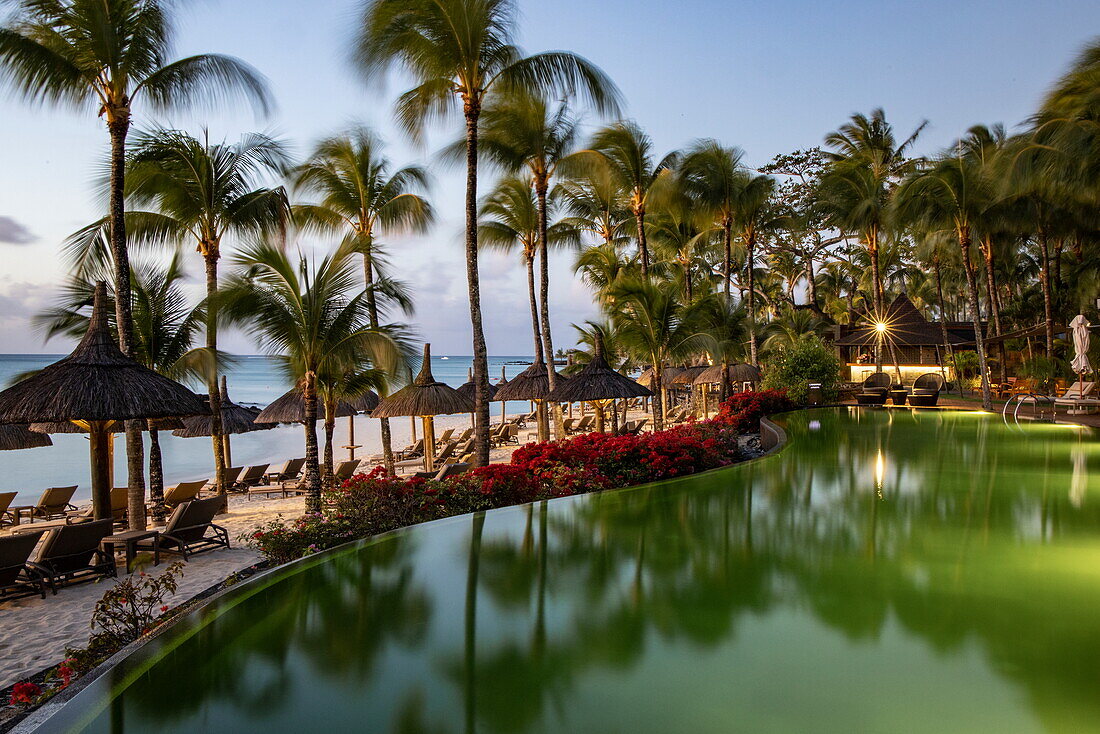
331 459 362 484
9 486 79 524
491 424 519 446
435 428 455 446
397 439 424 461
29 519 116 593
264 458 305 484
855 372 891 405
0 491 16 527
162 480 207 510
139 496 229 560
0 530 47 600
908 373 945 406
235 464 270 488
220 466 244 488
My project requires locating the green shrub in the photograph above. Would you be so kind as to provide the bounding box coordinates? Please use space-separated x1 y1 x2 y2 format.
761 337 841 404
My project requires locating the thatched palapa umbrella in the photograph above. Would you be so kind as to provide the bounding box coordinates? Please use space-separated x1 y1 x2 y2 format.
174 376 275 466
458 368 497 428
0 424 52 450
546 334 651 433
495 355 568 442
0 282 206 521
255 387 356 424
692 362 762 416
372 344 473 472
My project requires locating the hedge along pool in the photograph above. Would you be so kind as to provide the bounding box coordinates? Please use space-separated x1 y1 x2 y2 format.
39 408 1100 733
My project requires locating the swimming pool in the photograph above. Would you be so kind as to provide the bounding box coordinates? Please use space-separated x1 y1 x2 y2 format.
41 408 1100 732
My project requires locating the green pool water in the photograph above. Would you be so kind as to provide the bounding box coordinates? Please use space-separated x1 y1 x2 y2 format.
46 408 1100 733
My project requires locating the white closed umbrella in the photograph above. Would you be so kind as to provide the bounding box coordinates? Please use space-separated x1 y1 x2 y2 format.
1070 314 1092 395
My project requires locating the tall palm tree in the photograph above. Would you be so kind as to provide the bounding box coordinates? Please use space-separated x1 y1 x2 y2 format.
0 0 271 529
573 243 636 308
646 173 718 304
895 151 995 409
557 155 631 249
479 176 576 441
688 294 748 403
355 0 621 463
818 109 925 317
729 172 778 366
680 140 746 302
579 121 677 278
35 254 208 521
607 278 700 430
221 241 405 511
293 126 431 474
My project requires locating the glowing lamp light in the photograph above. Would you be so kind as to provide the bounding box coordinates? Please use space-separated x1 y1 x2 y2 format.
874 321 888 334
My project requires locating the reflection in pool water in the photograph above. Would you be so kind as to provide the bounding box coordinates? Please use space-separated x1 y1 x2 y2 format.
48 408 1100 733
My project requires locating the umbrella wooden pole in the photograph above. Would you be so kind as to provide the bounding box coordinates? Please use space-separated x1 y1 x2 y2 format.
411 416 417 443
223 434 233 469
89 421 111 521
594 402 606 434
423 416 436 472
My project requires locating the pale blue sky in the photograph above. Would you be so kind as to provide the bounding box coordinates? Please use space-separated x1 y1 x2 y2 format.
1 0 1098 354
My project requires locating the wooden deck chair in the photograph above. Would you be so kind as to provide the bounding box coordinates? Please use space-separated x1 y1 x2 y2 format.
29 519 116 592
162 480 207 510
10 486 79 524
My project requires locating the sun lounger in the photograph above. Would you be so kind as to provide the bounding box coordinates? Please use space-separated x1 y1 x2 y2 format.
264 458 305 484
9 486 79 524
0 491 16 527
162 480 207 510
137 496 229 560
0 530 47 600
29 520 116 593
491 424 519 446
415 462 471 480
435 428 455 446
397 439 424 460
234 464 270 489
570 415 595 434
332 459 362 484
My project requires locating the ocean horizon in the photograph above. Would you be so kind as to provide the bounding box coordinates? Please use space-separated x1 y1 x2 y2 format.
0 353 540 504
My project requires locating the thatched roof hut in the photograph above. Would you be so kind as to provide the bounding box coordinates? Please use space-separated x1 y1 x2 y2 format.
547 335 651 404
670 366 706 386
494 356 569 402
349 390 380 414
693 363 762 385
658 366 685 388
0 282 207 520
0 423 52 450
255 386 356 424
372 344 473 419
173 377 274 438
33 417 183 434
457 368 497 401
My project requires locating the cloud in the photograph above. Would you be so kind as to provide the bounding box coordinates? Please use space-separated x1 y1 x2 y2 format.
0 216 36 245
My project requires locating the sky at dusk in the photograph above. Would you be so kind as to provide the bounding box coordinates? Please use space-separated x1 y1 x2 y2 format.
1 0 1098 355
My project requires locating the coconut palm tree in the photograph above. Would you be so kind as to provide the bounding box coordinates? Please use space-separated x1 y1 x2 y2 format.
573 243 636 308
680 140 746 302
607 278 701 430
479 176 578 441
35 254 208 521
293 126 431 474
818 109 925 318
62 129 291 499
354 0 621 464
646 173 719 304
0 0 272 528
578 121 678 279
688 294 748 402
895 150 995 409
557 155 632 249
729 172 779 366
221 241 406 511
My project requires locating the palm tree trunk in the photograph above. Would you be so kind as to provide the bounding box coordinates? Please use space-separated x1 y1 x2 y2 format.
684 266 693 303
635 207 649 278
980 236 1008 384
362 240 396 474
933 256 963 396
1038 229 1055 361
464 102 491 466
868 226 884 314
109 113 148 531
302 372 322 512
323 404 335 488
746 231 758 366
594 403 605 434
959 229 992 409
204 252 227 506
535 180 564 441
526 255 549 443
148 428 165 522
722 216 732 302
653 362 665 431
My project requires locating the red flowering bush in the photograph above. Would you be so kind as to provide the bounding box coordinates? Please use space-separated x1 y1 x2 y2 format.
10 681 41 707
246 394 793 564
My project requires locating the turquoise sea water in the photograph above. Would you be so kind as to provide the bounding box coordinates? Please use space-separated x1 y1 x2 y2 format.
0 354 536 503
42 407 1100 733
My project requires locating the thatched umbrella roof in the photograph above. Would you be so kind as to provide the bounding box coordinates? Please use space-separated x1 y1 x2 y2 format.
658 366 685 388
173 378 275 438
0 283 207 425
495 356 569 402
255 386 356 424
372 344 474 418
349 390 380 414
670 366 706 385
693 363 762 385
546 335 652 403
0 423 52 450
457 368 497 401
32 416 184 434
636 367 655 389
